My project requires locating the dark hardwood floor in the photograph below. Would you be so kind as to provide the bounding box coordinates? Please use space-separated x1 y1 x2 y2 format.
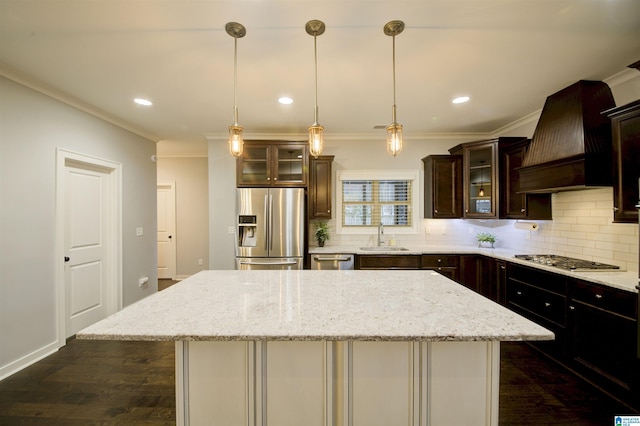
0 279 635 424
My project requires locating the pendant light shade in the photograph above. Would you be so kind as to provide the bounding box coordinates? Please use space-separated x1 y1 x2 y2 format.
384 20 405 157
306 20 326 158
226 22 246 158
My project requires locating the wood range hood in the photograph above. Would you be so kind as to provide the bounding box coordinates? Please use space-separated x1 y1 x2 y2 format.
517 80 616 193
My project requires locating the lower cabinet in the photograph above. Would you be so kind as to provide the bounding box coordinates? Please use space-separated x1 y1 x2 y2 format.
421 254 459 280
355 254 421 269
179 340 500 426
505 264 568 358
569 279 640 397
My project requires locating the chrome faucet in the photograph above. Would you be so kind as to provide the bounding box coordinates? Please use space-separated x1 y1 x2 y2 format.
377 222 385 246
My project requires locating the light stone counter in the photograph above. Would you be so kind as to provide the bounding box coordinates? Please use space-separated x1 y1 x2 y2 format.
310 245 639 293
78 269 552 342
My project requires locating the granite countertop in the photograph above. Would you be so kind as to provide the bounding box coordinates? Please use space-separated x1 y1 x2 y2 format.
77 270 553 343
310 245 639 293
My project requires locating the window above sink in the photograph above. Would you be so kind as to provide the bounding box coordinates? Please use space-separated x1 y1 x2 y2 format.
336 170 419 236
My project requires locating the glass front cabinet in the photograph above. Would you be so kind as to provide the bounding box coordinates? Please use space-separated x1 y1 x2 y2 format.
237 141 308 187
451 140 498 218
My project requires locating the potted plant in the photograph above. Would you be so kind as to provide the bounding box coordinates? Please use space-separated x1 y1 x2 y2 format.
476 232 496 248
314 221 330 247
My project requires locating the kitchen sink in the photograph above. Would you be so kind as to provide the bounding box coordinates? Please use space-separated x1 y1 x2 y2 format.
359 246 409 251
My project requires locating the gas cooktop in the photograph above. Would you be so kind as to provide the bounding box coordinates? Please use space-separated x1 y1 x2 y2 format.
514 254 622 272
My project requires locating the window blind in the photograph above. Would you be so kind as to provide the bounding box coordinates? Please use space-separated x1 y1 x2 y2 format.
342 179 412 227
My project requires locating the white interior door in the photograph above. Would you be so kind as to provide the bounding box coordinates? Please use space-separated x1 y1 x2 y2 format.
64 160 114 337
157 183 176 279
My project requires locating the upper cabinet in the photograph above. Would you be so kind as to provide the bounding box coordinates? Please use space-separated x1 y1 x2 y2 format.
237 140 309 187
450 139 499 218
499 139 552 220
450 137 546 219
309 155 334 219
422 155 463 218
605 100 640 223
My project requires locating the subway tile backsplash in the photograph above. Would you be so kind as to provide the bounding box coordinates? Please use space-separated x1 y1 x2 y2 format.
322 188 639 272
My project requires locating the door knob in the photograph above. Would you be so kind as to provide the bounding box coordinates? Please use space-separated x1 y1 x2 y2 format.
64 256 70 262
168 235 172 239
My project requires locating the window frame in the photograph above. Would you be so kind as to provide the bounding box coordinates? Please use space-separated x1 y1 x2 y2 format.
336 170 420 235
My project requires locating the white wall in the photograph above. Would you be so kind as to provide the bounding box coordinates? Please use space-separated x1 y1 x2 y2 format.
0 77 158 379
157 156 210 277
208 138 237 269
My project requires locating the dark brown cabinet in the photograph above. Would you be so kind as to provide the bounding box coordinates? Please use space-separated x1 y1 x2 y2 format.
458 255 479 292
506 264 568 358
421 254 459 280
569 279 639 396
605 99 640 223
355 254 421 270
499 139 552 220
450 140 498 218
422 155 463 218
309 155 333 219
237 140 308 187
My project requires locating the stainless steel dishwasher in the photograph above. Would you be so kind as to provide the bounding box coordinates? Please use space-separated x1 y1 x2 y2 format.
310 254 354 270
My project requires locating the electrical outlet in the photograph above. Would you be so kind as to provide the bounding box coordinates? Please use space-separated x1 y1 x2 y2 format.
136 227 144 236
198 259 203 265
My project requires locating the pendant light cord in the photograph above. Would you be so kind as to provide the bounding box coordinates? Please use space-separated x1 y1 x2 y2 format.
391 33 397 124
313 33 319 125
233 35 239 126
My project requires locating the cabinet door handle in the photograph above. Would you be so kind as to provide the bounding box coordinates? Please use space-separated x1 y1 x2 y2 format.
613 207 619 211
516 291 522 296
569 305 575 310
434 209 438 214
520 208 525 213
544 302 551 307
595 294 603 299
500 265 506 270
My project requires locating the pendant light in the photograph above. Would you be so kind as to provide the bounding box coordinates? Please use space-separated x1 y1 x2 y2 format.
226 22 246 158
383 20 405 157
306 20 326 158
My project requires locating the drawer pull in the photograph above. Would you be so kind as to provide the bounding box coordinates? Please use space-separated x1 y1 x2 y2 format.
569 305 575 311
595 294 603 299
516 291 522 296
544 302 551 307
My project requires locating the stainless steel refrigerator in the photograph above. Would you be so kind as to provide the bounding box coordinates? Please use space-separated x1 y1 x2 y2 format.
235 188 305 270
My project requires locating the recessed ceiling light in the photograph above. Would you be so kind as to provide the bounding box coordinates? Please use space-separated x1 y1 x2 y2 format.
278 97 294 105
134 98 153 106
452 96 470 104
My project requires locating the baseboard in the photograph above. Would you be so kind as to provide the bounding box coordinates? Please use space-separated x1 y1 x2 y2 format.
0 339 61 381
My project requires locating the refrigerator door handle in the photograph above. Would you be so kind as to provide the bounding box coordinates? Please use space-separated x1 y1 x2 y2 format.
269 194 274 251
239 260 298 266
264 194 269 251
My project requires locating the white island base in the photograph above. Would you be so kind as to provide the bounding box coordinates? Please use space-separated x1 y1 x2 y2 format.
177 339 499 426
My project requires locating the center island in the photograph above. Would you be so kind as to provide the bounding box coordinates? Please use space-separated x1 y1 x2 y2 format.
78 269 553 426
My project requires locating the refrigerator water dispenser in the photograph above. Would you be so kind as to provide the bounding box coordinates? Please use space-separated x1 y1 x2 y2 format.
238 215 257 247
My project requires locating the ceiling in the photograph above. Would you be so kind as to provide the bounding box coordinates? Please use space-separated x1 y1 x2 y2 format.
1 0 639 148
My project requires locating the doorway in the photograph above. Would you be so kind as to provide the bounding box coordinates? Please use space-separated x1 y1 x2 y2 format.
157 183 176 279
56 149 121 343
